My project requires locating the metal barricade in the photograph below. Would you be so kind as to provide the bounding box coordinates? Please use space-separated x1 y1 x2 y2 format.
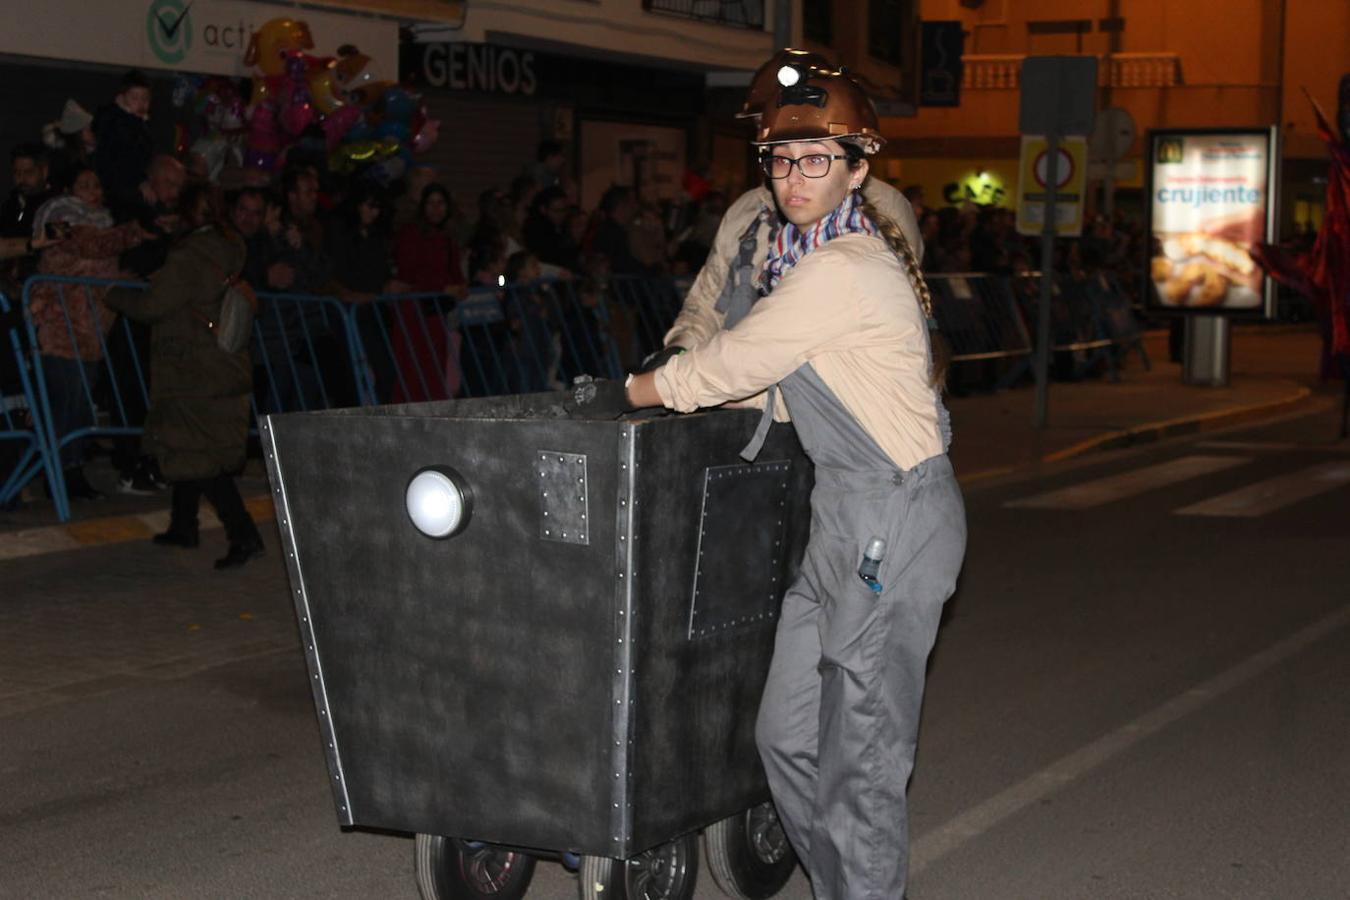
21 275 367 521
251 291 365 414
926 271 1147 388
23 274 153 519
351 279 640 403
0 292 58 510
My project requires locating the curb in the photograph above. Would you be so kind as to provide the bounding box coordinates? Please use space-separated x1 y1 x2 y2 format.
0 496 276 562
1040 386 1314 463
955 385 1317 486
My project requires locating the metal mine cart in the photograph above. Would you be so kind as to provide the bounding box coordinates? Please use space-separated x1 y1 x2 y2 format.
262 392 814 900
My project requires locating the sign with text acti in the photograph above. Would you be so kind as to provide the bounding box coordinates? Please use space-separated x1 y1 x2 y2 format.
1015 135 1088 236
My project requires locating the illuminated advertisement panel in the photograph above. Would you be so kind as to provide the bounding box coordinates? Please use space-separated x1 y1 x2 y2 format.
1146 128 1278 316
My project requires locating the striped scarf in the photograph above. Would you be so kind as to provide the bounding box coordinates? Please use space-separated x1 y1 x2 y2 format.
759 189 876 295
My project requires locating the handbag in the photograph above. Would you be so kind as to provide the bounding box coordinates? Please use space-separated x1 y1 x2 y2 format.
209 275 258 354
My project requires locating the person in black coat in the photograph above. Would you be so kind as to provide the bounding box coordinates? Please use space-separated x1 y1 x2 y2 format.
93 70 154 215
521 186 578 273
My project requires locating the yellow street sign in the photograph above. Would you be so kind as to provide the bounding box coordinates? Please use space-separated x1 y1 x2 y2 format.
1016 135 1089 236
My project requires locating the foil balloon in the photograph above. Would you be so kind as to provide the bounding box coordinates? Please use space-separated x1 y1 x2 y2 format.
411 118 441 154
322 104 364 150
307 59 345 116
329 136 402 175
247 74 284 111
279 52 316 137
332 47 389 107
246 102 285 159
172 74 201 108
243 17 315 79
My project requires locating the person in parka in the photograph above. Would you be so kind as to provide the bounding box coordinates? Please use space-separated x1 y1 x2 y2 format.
105 188 265 569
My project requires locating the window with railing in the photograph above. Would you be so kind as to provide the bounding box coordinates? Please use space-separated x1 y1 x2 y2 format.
642 0 765 30
803 0 832 45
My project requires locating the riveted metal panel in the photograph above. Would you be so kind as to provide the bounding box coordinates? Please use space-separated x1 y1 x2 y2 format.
537 450 590 544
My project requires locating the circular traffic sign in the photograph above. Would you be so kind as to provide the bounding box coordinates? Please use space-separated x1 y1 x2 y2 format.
1033 147 1075 189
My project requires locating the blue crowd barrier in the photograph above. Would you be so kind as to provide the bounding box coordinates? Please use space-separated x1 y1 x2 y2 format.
14 267 1145 520
0 292 60 511
348 277 647 405
19 275 361 521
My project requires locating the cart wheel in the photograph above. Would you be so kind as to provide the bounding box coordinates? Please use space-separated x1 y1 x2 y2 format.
704 802 796 899
579 833 698 900
415 834 537 900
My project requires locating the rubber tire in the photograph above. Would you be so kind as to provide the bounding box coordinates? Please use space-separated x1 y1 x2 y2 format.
415 834 537 900
704 803 796 899
579 833 699 900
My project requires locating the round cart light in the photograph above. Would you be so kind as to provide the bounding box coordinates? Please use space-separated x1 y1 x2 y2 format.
405 467 473 539
777 65 801 87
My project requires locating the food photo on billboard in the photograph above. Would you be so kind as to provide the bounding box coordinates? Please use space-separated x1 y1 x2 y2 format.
1145 127 1279 317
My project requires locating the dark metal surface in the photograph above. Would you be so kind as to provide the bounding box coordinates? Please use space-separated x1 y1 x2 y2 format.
689 461 793 640
263 394 812 858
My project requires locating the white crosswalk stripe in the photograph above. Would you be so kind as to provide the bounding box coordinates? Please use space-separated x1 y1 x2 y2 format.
1004 455 1251 510
1174 461 1350 517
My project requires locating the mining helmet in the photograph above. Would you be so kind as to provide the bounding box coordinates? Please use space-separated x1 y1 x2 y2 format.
754 67 886 154
736 48 834 120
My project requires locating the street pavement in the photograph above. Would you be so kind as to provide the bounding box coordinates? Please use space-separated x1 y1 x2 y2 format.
2 325 1347 898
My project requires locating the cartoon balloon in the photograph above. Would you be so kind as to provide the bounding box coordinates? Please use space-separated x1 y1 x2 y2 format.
243 17 315 79
332 46 389 107
307 59 345 115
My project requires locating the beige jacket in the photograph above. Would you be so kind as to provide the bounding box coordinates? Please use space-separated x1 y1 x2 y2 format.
654 232 944 471
664 178 922 351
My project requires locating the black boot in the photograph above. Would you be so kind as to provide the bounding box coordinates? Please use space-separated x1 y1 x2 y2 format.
152 527 199 548
214 534 265 570
59 467 105 501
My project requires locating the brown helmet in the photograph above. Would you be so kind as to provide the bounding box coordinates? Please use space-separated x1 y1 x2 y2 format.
736 48 834 120
753 68 886 154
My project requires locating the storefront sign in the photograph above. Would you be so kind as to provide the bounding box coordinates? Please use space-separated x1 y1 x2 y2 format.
411 43 538 95
0 0 397 77
1015 135 1088 236
1146 128 1277 315
401 41 704 116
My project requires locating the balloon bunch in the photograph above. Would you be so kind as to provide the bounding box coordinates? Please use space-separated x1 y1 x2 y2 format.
172 75 247 181
226 17 441 180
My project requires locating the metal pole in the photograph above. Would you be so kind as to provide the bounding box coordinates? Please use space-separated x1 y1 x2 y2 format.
1034 133 1060 428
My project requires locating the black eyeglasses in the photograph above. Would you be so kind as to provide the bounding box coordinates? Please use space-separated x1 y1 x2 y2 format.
761 153 850 179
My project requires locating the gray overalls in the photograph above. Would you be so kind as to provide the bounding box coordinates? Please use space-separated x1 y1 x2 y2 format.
744 366 967 900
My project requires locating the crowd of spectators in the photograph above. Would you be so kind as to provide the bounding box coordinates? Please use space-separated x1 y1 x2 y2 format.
904 184 1150 296
1 68 1157 509
0 69 733 508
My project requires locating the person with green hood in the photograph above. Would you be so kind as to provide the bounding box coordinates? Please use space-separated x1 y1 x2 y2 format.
106 185 265 569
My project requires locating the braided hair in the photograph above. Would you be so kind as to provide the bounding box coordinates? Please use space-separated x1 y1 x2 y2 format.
838 142 950 389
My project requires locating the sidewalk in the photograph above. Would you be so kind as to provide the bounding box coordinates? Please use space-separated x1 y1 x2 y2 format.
0 326 1330 560
947 326 1326 482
